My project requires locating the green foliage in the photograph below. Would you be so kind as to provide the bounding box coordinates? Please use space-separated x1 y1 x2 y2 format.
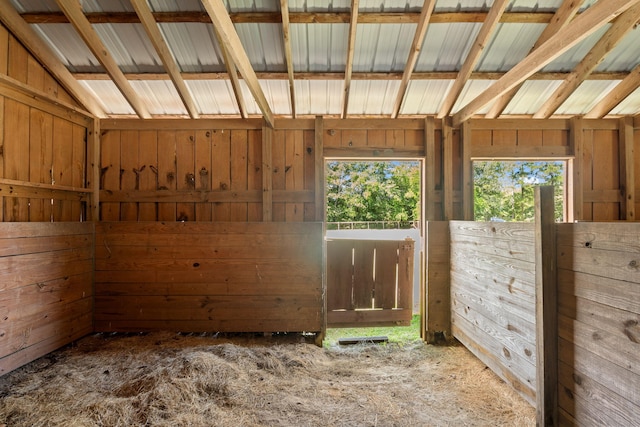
473 161 565 222
324 315 421 347
326 161 420 223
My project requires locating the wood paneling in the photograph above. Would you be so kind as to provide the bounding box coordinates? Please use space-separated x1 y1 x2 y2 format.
450 220 537 405
94 222 323 334
0 222 94 376
556 222 640 426
424 221 450 343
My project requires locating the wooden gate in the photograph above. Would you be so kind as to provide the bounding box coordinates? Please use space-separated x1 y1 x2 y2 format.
326 238 414 328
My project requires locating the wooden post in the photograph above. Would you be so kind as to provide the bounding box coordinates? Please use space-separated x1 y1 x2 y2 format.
262 122 273 221
569 117 583 222
619 116 635 221
461 121 473 220
314 116 324 222
87 117 100 221
535 186 558 427
443 118 454 220
424 116 436 220
424 221 450 343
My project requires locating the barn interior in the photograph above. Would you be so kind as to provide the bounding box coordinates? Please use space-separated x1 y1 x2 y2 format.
1 0 640 425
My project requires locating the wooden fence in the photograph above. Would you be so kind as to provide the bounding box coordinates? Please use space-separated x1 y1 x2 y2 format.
94 222 323 335
326 238 414 328
0 222 94 375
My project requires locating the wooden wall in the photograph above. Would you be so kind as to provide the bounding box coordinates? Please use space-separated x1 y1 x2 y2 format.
94 221 323 334
449 220 537 405
424 221 450 343
557 222 640 426
0 222 94 375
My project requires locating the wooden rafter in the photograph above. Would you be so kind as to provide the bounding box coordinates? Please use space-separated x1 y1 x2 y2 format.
55 0 150 119
19 11 561 25
201 0 274 127
130 0 199 119
280 0 296 118
342 0 359 119
585 62 640 118
0 0 105 118
452 0 640 126
533 2 640 119
391 0 436 118
72 70 631 82
437 0 508 118
484 0 582 119
213 27 248 119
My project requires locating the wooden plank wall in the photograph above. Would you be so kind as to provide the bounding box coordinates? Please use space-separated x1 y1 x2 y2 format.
94 221 323 333
556 222 640 426
449 220 537 405
0 222 94 375
99 121 317 223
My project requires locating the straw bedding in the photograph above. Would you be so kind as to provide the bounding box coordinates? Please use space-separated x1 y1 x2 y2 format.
0 332 534 426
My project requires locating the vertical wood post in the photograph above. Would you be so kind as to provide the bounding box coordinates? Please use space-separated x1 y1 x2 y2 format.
424 221 451 343
569 117 583 222
262 122 273 221
535 186 558 427
461 121 473 220
314 116 324 222
424 116 436 220
619 116 635 221
443 118 454 220
87 117 100 221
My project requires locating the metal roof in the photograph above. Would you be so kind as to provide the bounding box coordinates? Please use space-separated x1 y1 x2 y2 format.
5 0 640 120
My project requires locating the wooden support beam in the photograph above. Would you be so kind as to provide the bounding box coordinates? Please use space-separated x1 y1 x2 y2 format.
569 117 584 222
315 116 324 221
87 118 100 220
485 0 582 119
534 185 558 427
443 119 454 220
262 123 273 221
55 0 150 118
585 62 640 118
461 121 473 220
213 27 248 119
437 0 508 118
342 0 359 119
391 0 436 118
533 3 640 119
201 0 274 128
424 116 437 220
619 116 636 221
280 0 296 118
130 0 199 119
452 0 640 126
424 221 450 343
0 0 105 118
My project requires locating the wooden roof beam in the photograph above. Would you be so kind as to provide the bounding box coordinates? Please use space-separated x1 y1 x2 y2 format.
130 0 199 119
280 0 296 118
391 0 437 118
20 11 560 25
533 2 640 119
214 27 249 119
0 0 105 118
585 62 640 118
342 0 359 119
201 0 274 128
452 0 640 126
437 0 508 118
55 0 150 119
485 0 583 119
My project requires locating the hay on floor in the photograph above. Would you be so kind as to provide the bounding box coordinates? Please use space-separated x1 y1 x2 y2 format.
0 332 535 427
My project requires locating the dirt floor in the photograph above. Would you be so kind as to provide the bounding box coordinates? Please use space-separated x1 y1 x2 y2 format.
0 332 535 426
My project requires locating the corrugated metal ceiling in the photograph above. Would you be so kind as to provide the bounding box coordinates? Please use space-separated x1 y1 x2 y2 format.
6 0 640 120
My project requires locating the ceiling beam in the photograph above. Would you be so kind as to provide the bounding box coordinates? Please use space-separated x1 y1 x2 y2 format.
19 11 560 25
452 0 640 126
201 0 274 127
484 0 583 119
585 62 640 118
130 0 199 119
214 27 248 119
73 70 631 81
437 0 508 118
0 0 105 117
391 0 437 118
55 0 150 118
533 2 640 119
280 0 296 118
342 0 359 119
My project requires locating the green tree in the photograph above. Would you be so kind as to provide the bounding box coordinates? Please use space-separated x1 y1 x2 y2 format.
474 161 564 222
326 161 420 223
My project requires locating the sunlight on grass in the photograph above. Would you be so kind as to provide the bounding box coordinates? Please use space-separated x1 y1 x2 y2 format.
324 315 421 347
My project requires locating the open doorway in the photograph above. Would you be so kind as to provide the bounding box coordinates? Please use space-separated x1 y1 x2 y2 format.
323 160 423 345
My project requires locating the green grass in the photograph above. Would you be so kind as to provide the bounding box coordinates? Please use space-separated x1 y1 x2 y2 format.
324 315 421 347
